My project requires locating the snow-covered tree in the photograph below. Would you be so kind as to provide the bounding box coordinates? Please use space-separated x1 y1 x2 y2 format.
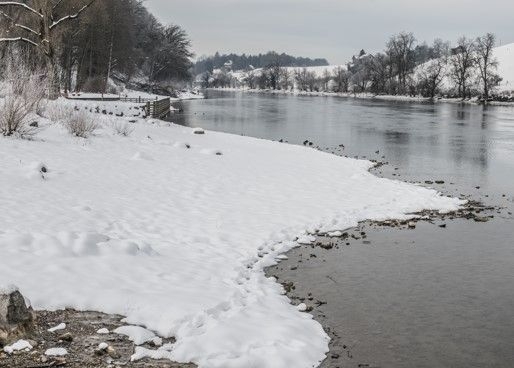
0 0 97 98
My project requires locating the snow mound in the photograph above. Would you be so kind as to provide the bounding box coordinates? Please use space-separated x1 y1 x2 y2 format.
114 326 156 345
0 116 463 368
48 323 66 333
45 348 68 356
3 340 33 354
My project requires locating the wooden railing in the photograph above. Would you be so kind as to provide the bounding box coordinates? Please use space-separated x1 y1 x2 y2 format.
119 96 159 103
145 98 171 119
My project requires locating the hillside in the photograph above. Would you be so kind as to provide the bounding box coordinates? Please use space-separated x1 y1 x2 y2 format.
495 43 514 92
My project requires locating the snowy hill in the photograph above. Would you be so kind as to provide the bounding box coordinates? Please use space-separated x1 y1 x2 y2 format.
0 100 462 367
495 43 514 92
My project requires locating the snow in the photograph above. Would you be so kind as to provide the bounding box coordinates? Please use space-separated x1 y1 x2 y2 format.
495 43 514 92
97 328 110 334
45 348 68 356
114 326 157 345
413 42 514 95
296 303 308 312
0 284 18 294
3 340 33 354
47 323 66 332
0 106 463 368
297 235 316 245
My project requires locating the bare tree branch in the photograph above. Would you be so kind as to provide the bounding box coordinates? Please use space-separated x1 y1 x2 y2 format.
0 10 41 36
52 0 65 10
50 0 97 29
0 1 43 18
0 37 38 47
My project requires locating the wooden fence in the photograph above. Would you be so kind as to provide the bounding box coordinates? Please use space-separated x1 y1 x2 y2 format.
145 98 171 119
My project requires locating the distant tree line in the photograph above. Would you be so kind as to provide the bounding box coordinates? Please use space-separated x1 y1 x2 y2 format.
194 51 329 75
204 32 504 100
0 0 193 98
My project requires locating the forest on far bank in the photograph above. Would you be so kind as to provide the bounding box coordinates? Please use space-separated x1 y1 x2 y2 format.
201 32 508 101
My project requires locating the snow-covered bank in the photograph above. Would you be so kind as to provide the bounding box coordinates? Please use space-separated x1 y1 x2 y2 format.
0 107 463 367
66 88 204 102
209 87 514 106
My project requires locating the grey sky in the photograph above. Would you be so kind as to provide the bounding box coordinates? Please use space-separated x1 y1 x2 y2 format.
145 0 514 64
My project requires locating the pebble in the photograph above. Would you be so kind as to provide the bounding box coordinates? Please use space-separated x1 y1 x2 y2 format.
58 332 73 343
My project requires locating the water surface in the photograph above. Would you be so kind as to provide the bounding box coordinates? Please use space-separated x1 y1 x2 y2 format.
172 90 514 368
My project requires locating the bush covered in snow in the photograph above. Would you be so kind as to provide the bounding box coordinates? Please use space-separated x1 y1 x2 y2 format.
64 111 99 138
111 120 134 137
0 52 47 138
45 103 75 124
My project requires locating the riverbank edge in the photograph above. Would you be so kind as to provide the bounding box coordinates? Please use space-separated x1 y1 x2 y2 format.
206 87 514 107
264 161 500 367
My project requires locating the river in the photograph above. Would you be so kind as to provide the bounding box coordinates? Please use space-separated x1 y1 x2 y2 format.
172 90 514 368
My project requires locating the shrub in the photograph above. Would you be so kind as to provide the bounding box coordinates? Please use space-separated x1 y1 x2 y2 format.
111 120 134 137
45 102 75 123
0 51 47 138
0 95 38 138
64 111 99 138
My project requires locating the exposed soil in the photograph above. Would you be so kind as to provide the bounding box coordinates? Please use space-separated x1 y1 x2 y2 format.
0 309 196 368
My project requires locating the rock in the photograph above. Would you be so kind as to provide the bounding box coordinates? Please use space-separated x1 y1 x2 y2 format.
435 180 445 184
94 342 109 356
408 221 416 229
0 288 34 344
58 332 73 343
29 121 38 128
107 345 121 359
192 127 205 135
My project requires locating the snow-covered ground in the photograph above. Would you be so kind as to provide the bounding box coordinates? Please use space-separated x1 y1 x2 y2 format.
487 43 513 92
0 102 463 367
66 88 204 102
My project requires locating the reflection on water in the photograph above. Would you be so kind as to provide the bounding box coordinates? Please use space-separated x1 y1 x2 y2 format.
173 91 514 367
173 90 514 196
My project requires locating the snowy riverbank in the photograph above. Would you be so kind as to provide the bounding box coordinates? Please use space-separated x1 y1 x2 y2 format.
208 87 514 106
0 101 463 368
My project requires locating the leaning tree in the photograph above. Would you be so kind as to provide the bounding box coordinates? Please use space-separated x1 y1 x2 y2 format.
0 0 97 99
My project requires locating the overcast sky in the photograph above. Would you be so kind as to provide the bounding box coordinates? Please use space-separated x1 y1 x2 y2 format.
145 0 514 64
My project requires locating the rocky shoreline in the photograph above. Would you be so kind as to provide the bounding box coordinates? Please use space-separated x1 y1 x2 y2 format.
264 145 512 367
0 306 195 368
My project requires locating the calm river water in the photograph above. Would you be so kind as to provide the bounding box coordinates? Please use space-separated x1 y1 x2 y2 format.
173 90 514 368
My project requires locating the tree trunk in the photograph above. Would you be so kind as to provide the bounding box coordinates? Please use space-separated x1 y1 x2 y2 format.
46 55 60 100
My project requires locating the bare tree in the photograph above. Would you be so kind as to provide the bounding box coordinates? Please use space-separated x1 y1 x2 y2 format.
366 53 391 94
450 36 476 98
280 68 292 90
386 32 416 94
0 0 97 98
475 33 501 99
333 66 349 93
416 39 450 98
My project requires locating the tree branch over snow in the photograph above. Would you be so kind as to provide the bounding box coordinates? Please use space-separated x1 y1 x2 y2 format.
0 10 40 36
52 0 65 10
0 1 43 18
50 0 97 29
0 36 38 47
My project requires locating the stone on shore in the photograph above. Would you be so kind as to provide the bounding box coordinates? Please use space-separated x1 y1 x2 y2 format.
0 286 34 346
